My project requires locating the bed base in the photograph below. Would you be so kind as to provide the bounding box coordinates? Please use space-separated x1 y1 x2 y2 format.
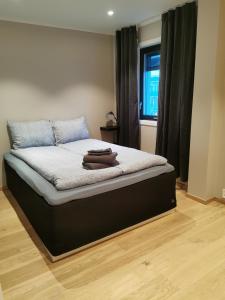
4 160 176 261
47 209 175 262
7 191 176 263
5 189 175 262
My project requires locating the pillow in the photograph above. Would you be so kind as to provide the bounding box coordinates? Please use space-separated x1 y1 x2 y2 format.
7 120 55 149
52 117 90 145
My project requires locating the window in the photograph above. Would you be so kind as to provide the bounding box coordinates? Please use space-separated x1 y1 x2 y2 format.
140 44 160 121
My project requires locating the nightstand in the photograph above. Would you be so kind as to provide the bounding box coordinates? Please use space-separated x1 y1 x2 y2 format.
100 126 120 144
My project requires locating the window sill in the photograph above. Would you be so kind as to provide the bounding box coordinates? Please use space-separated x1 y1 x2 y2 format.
140 120 157 127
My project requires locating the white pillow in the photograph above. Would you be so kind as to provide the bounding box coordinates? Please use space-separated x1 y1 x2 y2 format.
7 120 55 149
52 117 90 145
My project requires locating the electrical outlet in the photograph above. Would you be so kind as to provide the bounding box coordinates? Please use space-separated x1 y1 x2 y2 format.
223 189 225 199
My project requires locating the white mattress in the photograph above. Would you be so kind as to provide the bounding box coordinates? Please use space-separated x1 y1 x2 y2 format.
4 153 174 206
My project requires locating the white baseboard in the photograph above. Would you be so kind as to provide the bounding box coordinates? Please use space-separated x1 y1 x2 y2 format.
186 193 216 205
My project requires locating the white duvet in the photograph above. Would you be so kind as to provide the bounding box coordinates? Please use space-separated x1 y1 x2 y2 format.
11 139 167 190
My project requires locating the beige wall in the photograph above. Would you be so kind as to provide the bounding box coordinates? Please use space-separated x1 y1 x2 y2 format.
0 21 114 187
140 2 225 200
138 20 161 154
188 0 225 200
140 123 157 153
139 20 161 42
207 0 225 198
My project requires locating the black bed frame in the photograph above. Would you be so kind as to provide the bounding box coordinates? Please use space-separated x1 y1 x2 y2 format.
4 160 176 259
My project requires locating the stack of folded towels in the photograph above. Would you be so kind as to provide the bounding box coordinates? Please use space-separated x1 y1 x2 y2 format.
82 148 119 170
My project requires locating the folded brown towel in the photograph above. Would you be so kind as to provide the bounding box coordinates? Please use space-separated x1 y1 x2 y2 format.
88 148 112 156
83 152 118 164
83 160 119 170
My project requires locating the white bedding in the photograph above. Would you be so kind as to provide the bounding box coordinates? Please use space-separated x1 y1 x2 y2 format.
11 139 167 191
60 139 167 174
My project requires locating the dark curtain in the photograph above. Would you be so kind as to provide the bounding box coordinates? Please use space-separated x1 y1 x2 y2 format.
116 26 139 149
156 2 197 182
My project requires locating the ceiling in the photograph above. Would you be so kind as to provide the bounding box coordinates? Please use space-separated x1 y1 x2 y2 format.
0 0 188 35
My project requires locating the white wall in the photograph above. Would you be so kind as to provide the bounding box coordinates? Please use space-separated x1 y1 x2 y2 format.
0 21 114 188
140 122 157 153
138 20 161 154
139 20 161 43
188 0 225 200
207 0 225 199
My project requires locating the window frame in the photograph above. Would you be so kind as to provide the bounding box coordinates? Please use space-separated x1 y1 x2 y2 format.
140 44 161 121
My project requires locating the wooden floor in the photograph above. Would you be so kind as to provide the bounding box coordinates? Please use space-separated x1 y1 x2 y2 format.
0 190 225 300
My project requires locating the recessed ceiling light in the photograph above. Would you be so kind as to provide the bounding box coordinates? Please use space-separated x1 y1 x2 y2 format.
107 10 114 16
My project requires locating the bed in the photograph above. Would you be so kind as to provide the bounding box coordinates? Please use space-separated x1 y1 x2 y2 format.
4 119 176 261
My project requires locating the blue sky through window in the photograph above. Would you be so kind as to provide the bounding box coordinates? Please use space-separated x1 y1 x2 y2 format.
143 54 160 118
